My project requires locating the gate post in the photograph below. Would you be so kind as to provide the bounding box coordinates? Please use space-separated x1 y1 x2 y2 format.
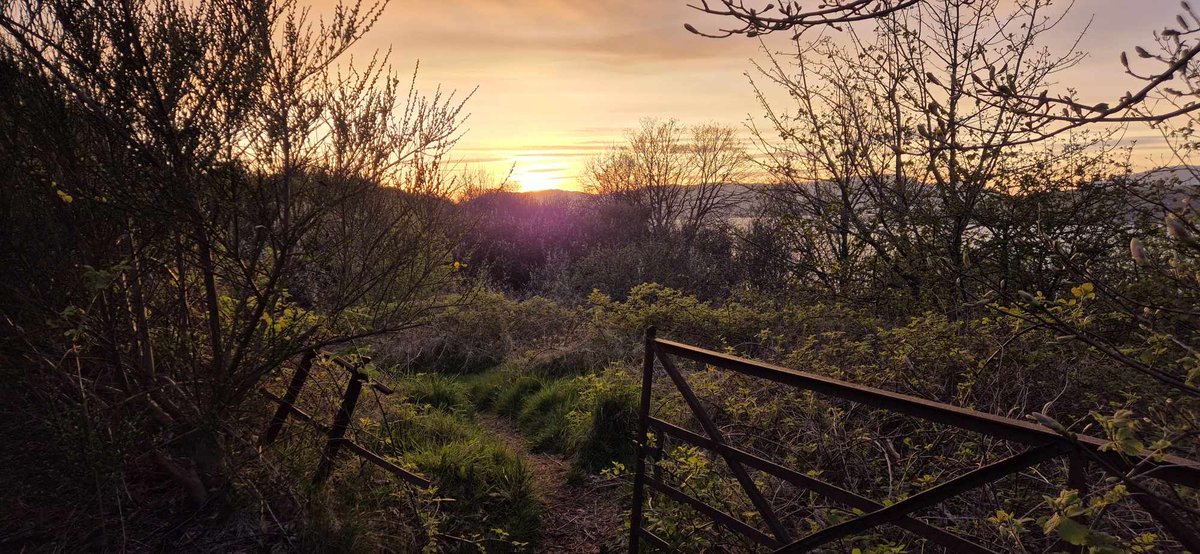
260 349 317 448
628 326 656 553
313 366 365 484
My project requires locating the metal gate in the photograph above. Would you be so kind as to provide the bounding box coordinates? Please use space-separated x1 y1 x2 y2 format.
627 327 1200 553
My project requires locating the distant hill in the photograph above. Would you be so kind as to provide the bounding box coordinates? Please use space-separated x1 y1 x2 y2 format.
491 169 1200 224
505 183 776 217
1133 166 1200 185
516 188 592 205
1127 166 1200 214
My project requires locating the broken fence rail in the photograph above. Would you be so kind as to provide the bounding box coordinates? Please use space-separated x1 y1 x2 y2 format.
259 350 430 489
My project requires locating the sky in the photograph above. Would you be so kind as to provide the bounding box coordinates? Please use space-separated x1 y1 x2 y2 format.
342 0 1185 192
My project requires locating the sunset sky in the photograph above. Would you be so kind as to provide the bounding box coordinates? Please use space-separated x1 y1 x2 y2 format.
350 1 1184 192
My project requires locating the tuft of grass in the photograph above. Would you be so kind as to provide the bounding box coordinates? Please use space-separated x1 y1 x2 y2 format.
393 409 478 450
298 472 426 554
494 375 545 417
573 387 638 473
524 344 600 378
293 512 376 554
516 380 583 453
399 373 470 412
460 367 639 472
344 390 544 551
407 438 541 548
462 369 514 411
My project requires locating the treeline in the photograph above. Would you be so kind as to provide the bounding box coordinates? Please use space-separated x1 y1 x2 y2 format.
460 185 764 300
459 144 1152 318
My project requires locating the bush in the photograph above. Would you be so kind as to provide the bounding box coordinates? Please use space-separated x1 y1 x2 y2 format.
382 291 577 374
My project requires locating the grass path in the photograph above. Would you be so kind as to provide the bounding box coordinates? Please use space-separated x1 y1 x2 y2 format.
476 414 624 553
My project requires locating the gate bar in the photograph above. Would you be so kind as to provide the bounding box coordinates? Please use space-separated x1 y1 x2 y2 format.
654 338 1200 488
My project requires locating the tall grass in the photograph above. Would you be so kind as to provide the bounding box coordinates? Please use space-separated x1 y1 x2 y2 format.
494 375 545 417
398 373 471 413
573 387 638 473
461 365 639 474
461 369 516 411
407 439 540 549
516 380 583 453
296 374 544 551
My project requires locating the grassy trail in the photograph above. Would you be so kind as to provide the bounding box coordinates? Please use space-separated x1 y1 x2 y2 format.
476 414 624 553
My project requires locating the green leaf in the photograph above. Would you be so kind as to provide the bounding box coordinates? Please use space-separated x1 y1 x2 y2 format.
1056 517 1089 545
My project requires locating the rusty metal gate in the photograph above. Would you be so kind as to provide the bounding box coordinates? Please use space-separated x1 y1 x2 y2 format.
627 328 1200 553
259 349 429 489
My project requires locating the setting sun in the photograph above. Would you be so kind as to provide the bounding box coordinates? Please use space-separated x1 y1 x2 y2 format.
511 158 573 192
513 170 559 193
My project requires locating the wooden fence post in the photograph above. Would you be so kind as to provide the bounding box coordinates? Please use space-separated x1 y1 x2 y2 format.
313 367 365 484
260 349 316 448
628 326 656 553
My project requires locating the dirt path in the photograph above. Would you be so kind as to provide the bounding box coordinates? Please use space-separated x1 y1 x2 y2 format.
477 415 624 553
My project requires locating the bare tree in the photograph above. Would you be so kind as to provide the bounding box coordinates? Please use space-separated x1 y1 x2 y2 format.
685 0 918 38
748 0 1123 312
733 1 1200 544
687 1 1200 141
456 165 517 203
585 118 750 241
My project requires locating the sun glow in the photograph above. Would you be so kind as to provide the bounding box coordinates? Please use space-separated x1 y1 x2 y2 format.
512 160 571 192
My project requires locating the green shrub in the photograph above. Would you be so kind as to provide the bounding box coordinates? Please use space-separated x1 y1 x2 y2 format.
386 291 577 375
